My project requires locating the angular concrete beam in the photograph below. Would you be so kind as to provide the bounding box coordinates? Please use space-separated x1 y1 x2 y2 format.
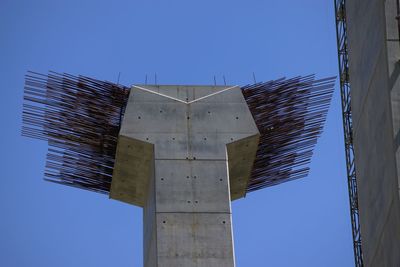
227 134 260 200
110 136 154 206
110 85 259 206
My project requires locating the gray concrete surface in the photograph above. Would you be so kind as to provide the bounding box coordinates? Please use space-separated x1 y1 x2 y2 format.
111 84 259 266
385 0 400 206
346 0 400 265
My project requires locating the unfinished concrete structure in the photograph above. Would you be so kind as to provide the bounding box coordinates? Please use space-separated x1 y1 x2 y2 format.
335 0 400 265
22 72 335 266
110 85 259 266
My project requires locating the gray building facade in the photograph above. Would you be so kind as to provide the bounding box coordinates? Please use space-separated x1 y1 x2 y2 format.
346 0 400 265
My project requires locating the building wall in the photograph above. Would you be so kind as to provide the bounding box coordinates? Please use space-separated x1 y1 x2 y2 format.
346 0 400 266
385 0 400 200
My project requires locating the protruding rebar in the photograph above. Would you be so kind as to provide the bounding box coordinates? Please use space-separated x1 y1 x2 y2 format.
22 71 130 193
22 71 335 195
241 75 335 191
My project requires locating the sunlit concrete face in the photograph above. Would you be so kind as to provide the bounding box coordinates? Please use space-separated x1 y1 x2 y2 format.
110 85 259 267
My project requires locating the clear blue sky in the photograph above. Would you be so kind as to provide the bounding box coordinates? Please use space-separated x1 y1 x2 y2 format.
0 0 354 266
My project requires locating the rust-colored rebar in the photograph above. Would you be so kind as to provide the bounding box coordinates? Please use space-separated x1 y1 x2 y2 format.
242 75 335 192
22 71 129 194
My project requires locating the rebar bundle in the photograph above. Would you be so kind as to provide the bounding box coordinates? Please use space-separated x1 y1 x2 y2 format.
22 71 130 193
242 75 335 192
22 71 335 195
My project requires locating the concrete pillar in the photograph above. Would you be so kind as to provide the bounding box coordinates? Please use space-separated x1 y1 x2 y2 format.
110 85 259 267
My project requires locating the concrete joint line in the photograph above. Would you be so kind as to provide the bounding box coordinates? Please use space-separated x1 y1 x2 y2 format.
132 85 239 104
395 128 400 150
187 85 238 104
368 197 395 266
156 214 232 215
354 47 385 134
388 60 400 91
154 158 227 161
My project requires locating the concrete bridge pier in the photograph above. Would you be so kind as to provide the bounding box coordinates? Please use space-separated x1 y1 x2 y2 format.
110 84 259 267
